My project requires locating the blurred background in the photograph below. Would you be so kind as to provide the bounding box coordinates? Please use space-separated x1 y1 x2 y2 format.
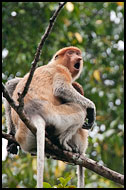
2 2 124 188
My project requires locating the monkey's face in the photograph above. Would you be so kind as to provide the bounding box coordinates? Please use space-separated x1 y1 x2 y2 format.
51 47 83 81
65 50 83 81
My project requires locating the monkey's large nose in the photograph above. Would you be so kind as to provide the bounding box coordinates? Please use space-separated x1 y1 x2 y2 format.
78 56 82 61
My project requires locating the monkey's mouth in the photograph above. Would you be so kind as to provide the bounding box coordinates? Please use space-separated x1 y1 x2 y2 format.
74 62 80 70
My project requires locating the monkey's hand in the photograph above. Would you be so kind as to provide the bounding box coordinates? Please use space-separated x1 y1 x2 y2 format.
82 107 95 129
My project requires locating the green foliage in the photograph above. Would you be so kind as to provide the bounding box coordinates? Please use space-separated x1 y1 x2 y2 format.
2 152 37 188
43 176 76 188
2 2 124 188
43 182 52 188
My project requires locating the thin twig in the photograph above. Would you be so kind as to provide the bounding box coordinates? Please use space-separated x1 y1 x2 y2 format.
17 2 66 107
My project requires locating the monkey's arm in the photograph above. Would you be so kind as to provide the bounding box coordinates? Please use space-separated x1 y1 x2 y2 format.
53 74 96 128
72 82 94 129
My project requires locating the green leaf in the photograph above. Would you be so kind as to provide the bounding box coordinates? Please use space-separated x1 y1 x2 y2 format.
57 176 72 187
43 182 52 188
63 176 72 187
57 177 65 185
57 184 64 188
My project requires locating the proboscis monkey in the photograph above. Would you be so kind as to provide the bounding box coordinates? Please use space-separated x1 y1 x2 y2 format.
5 46 96 187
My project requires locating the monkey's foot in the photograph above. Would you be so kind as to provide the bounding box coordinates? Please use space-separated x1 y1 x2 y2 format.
59 136 73 152
67 141 80 153
7 143 18 154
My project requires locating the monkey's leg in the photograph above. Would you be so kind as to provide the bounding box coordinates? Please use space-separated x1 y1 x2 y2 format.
54 106 87 188
15 120 37 154
69 128 88 154
21 99 86 152
52 103 87 152
29 100 87 152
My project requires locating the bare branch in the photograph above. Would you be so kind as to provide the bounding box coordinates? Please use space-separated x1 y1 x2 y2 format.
17 2 66 107
2 132 124 186
2 132 19 145
2 3 66 137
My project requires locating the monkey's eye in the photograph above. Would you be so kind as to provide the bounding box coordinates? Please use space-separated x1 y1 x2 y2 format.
74 62 80 70
76 52 81 56
67 50 74 55
55 55 58 59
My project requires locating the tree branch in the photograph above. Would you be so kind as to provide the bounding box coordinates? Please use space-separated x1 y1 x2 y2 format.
2 3 66 136
45 138 124 186
2 132 19 145
17 2 66 108
3 3 66 187
2 132 124 186
2 83 36 136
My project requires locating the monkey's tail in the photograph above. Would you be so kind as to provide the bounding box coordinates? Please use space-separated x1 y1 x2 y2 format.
77 165 84 188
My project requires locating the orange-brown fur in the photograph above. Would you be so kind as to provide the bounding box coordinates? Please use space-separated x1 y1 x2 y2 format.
11 46 92 153
12 64 72 106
